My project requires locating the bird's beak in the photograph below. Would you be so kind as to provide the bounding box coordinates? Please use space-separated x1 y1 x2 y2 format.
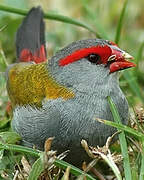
109 47 136 73
122 52 133 59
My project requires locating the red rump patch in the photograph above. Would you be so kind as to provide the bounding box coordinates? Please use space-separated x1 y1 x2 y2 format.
59 45 112 66
20 45 46 64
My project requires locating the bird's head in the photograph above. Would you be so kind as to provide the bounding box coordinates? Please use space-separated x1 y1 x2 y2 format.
49 39 136 89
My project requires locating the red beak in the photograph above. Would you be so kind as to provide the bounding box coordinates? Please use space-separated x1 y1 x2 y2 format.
109 48 136 73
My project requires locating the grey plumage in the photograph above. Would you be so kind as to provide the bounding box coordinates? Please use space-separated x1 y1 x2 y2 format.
12 39 129 166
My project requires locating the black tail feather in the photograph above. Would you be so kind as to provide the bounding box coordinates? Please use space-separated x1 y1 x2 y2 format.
16 7 46 61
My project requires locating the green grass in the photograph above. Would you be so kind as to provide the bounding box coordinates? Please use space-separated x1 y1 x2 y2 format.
0 4 100 37
108 96 132 180
0 0 144 179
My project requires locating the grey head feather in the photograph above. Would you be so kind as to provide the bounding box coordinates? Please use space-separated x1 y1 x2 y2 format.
48 39 109 65
12 39 129 166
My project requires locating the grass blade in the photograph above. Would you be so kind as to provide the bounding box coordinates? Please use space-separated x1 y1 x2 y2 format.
0 4 97 36
123 71 144 104
115 0 128 44
55 159 95 180
139 140 144 180
0 25 7 32
61 166 71 180
0 46 8 72
99 151 122 180
28 157 44 180
0 132 21 144
0 143 41 157
96 119 144 139
136 42 144 65
107 96 132 180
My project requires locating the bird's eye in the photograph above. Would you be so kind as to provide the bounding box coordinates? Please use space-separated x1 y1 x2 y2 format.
87 54 101 64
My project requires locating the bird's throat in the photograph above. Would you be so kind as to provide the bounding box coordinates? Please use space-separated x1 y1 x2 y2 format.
7 62 75 107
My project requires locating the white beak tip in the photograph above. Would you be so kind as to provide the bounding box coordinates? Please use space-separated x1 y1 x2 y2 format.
123 52 133 59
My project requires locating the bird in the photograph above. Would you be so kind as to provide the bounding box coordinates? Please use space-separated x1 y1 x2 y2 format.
6 7 136 166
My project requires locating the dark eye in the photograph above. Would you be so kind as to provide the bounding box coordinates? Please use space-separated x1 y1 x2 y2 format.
87 54 101 64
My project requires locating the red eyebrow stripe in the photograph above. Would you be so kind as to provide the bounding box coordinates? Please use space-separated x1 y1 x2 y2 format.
59 45 112 66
